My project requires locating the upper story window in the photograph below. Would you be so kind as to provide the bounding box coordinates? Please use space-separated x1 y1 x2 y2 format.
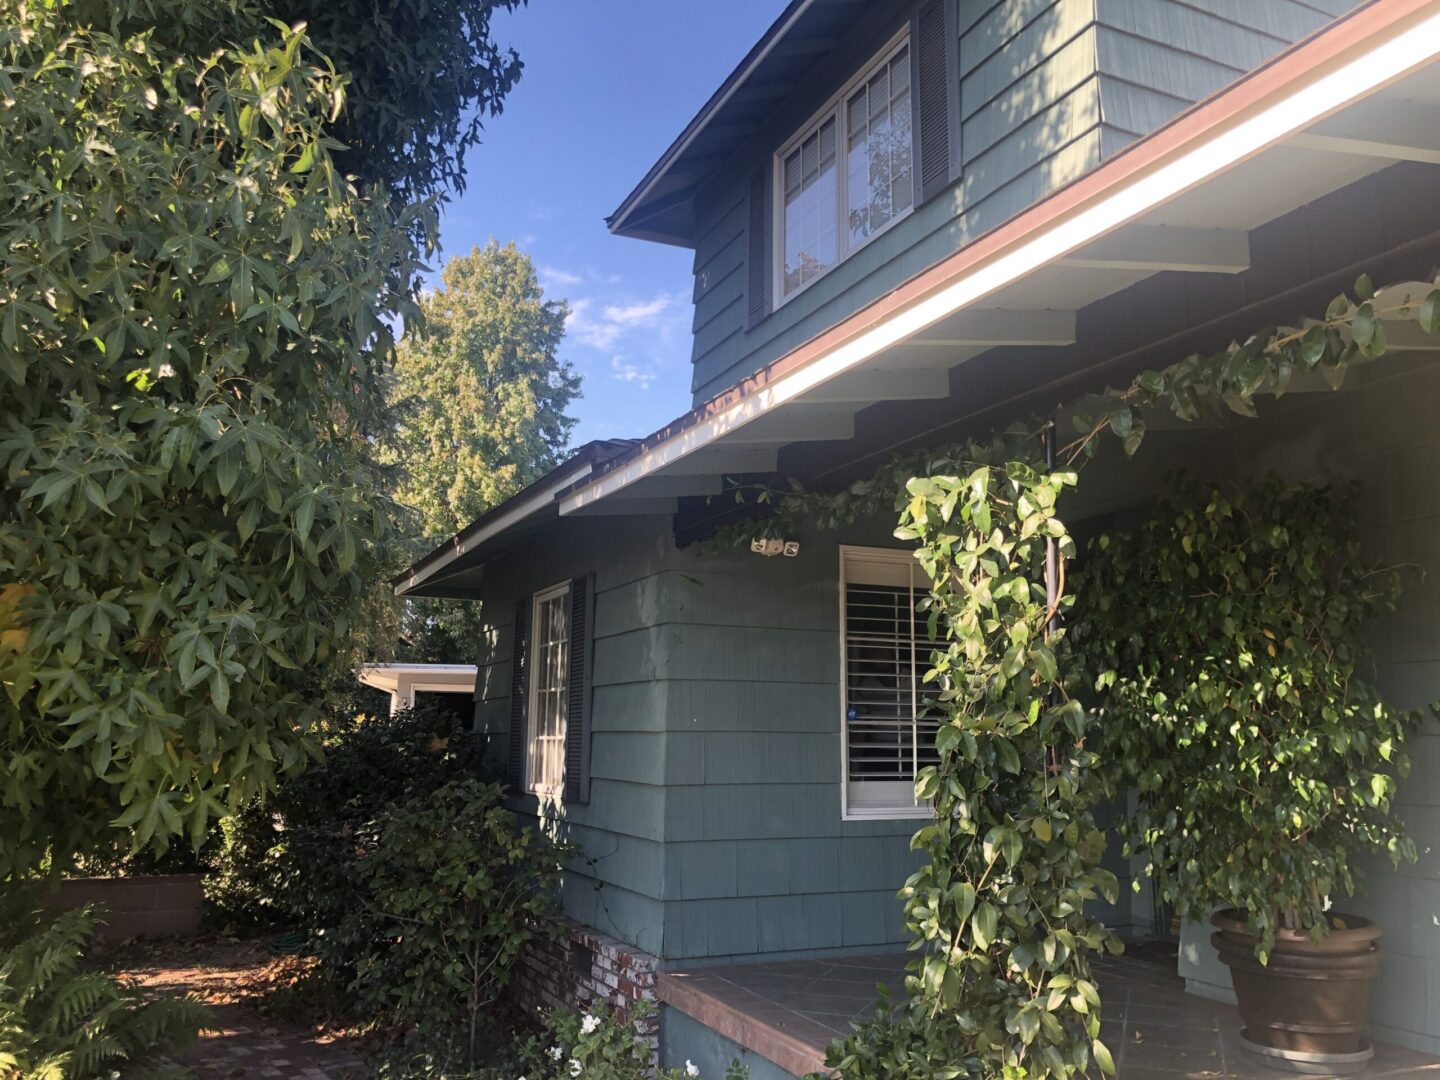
527 580 571 795
839 546 937 819
777 35 914 305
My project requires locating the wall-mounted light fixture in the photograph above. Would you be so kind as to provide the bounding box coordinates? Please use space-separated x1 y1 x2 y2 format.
750 538 801 558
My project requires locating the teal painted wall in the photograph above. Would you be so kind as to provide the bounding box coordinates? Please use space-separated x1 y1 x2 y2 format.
655 517 925 963
472 514 679 957
659 1007 796 1080
472 512 925 965
686 0 1345 405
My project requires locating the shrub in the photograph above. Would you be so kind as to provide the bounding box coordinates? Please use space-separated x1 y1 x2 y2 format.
205 698 487 928
338 777 569 1059
1070 475 1424 957
523 1003 747 1080
0 893 205 1077
0 0 432 878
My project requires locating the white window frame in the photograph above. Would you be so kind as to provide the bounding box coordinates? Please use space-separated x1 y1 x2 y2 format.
526 580 571 797
773 30 915 310
838 545 934 821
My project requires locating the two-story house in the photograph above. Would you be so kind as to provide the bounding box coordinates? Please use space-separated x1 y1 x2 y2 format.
397 1 1440 1073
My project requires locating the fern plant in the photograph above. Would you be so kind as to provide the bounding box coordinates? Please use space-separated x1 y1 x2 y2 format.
0 893 205 1079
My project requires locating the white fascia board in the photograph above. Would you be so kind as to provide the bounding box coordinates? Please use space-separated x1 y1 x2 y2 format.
394 464 592 594
561 11 1440 516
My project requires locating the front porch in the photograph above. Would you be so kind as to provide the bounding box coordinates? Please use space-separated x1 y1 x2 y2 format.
658 950 1440 1078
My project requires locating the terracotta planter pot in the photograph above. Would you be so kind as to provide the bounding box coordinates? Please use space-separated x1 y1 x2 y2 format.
1211 909 1383 1074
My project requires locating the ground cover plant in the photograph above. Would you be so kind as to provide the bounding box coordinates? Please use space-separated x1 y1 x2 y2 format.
0 894 205 1078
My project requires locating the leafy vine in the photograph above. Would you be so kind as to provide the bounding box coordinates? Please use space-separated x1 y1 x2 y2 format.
708 274 1440 1079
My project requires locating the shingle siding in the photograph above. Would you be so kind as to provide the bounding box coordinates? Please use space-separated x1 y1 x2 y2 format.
685 0 1352 404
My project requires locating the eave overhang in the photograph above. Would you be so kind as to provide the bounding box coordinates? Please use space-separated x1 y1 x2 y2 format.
571 0 1440 509
400 0 1440 599
608 0 881 247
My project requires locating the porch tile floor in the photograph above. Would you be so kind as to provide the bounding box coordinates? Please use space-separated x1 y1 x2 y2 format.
657 950 1440 1078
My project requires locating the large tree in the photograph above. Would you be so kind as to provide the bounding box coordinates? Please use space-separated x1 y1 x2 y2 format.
389 241 579 537
0 0 527 874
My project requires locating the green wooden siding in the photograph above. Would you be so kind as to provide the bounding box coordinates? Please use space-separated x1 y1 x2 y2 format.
470 514 681 958
685 0 1348 405
471 515 926 963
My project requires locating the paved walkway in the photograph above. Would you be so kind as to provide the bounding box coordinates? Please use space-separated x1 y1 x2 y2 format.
116 937 369 1079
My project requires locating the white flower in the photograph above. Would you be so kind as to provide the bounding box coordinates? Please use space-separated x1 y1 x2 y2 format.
568 1060 583 1078
580 1013 600 1035
157 362 176 378
547 1046 564 1061
686 1062 700 1078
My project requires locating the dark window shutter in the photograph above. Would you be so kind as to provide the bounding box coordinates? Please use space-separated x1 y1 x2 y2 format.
506 598 529 791
915 0 959 204
563 575 595 804
746 166 771 328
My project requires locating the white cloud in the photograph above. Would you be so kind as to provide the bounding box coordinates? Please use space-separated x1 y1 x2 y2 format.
539 265 583 289
610 357 657 390
566 298 622 350
602 296 672 326
565 291 684 352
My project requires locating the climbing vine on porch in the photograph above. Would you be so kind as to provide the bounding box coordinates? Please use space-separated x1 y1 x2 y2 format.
712 275 1440 1079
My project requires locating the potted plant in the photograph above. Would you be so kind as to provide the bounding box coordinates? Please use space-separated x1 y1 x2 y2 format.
1069 476 1423 1074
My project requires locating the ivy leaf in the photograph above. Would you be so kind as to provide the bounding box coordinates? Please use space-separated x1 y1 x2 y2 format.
1221 391 1256 418
1351 303 1377 349
1093 1039 1116 1076
971 902 998 950
1420 290 1440 336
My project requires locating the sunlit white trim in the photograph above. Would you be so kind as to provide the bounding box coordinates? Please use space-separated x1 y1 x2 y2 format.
839 545 934 821
562 8 1440 516
526 579 572 798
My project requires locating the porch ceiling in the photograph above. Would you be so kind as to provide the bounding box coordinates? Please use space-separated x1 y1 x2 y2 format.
396 0 1440 599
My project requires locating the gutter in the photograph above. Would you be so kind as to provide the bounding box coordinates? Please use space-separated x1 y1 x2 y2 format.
564 0 1440 515
392 459 594 595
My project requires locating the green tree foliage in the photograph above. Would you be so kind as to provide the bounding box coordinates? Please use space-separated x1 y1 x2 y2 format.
266 0 525 206
1071 476 1420 958
64 0 525 207
0 895 206 1077
0 3 428 875
389 241 578 537
376 241 579 665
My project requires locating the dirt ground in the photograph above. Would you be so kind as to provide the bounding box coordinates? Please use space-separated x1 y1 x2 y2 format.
111 935 373 1079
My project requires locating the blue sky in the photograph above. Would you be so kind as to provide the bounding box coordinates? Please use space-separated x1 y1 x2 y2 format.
436 1 783 445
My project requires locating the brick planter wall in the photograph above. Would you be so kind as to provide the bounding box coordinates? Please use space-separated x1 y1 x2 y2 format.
515 918 660 1045
51 874 204 941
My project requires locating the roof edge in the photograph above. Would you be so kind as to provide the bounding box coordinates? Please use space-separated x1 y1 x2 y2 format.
607 0 816 239
579 0 1440 496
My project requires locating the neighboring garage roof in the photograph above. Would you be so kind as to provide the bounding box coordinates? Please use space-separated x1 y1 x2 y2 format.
357 664 479 694
400 0 1440 599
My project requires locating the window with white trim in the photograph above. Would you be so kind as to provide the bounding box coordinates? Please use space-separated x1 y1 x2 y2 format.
777 36 913 304
527 581 571 795
840 546 937 818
